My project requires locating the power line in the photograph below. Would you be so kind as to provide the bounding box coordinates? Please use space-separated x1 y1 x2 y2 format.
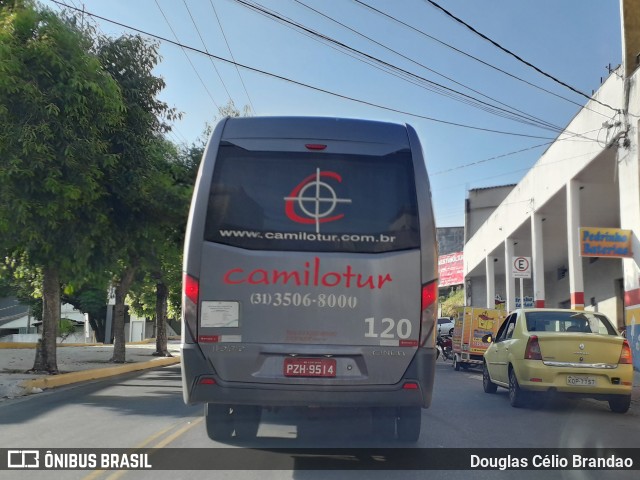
293 0 570 135
182 0 234 102
236 0 569 135
432 143 548 176
423 0 621 114
154 0 220 110
47 0 559 140
209 0 257 114
431 127 602 176
352 0 612 120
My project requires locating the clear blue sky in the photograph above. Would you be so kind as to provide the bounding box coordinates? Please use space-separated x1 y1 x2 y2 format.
41 0 622 228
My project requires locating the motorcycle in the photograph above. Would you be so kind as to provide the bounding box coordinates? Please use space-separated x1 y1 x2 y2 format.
436 334 453 361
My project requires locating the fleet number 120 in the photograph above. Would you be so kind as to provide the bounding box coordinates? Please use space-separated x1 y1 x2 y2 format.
364 317 412 339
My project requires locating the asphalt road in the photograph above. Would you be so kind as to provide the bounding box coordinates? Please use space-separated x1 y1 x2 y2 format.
0 361 638 480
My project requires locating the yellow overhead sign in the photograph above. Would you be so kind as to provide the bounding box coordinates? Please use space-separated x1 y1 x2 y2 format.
580 227 633 258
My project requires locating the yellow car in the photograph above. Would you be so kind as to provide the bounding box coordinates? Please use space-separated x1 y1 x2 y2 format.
482 308 633 413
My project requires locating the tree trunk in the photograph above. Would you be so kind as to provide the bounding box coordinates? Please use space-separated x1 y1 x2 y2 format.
88 314 105 343
153 281 171 357
110 264 137 363
31 267 60 373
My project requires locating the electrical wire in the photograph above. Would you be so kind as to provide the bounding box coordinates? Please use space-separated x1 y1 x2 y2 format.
432 143 548 176
431 127 602 175
154 0 220 110
182 0 234 103
236 0 571 135
209 0 257 114
48 0 561 140
293 0 572 136
352 0 614 120
423 0 621 114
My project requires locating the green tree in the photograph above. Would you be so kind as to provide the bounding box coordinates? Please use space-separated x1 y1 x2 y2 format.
440 289 465 318
217 99 251 119
1 253 42 323
62 285 109 342
127 139 192 356
0 2 124 372
127 102 251 357
95 34 179 363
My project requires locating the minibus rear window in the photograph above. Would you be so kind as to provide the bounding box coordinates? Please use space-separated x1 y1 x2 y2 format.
204 145 420 253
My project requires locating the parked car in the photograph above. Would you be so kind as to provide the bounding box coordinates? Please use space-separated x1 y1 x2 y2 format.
437 317 455 337
482 309 633 413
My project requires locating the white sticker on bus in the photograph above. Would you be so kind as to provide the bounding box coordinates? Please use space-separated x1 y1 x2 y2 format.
201 301 239 328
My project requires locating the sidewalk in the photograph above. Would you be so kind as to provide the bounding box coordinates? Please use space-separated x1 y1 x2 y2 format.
0 340 181 401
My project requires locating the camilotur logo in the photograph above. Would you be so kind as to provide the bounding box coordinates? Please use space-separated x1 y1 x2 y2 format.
284 168 352 233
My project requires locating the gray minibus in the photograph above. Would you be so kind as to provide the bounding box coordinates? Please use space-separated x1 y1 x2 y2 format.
181 116 438 442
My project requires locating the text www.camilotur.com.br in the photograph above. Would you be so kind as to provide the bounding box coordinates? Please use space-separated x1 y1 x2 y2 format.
218 229 396 243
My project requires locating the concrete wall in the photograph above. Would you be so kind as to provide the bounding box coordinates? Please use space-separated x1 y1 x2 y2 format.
465 185 515 241
469 273 535 310
436 226 464 255
543 257 623 325
0 333 90 343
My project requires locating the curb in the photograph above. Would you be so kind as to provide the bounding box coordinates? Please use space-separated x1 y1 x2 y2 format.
0 343 101 349
19 357 180 391
0 337 180 349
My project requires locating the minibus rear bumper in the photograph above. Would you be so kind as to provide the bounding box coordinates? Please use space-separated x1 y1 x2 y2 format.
181 344 436 408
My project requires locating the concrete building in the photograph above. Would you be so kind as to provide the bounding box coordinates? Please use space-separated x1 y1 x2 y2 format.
464 0 640 369
437 226 465 256
437 227 464 296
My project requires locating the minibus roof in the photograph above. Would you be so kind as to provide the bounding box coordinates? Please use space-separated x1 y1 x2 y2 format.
220 116 411 145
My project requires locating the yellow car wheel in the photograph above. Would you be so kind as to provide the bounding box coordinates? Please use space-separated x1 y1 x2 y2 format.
508 368 527 408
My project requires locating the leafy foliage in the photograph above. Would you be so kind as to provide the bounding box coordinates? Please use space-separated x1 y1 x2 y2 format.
0 4 124 278
58 318 77 342
93 34 184 362
0 2 125 372
0 2 253 367
440 289 465 318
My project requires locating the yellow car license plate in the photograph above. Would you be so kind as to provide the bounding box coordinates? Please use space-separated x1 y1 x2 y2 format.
566 375 596 386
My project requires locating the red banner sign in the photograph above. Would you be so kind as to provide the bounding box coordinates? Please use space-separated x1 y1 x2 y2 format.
438 252 464 287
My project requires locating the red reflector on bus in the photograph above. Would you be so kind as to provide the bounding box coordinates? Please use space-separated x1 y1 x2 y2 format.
403 382 419 390
305 144 327 150
198 378 216 385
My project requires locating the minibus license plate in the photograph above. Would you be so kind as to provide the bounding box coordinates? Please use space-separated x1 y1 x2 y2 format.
284 358 336 377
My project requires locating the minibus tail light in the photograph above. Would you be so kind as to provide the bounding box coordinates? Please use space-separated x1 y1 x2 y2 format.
421 282 437 309
184 274 199 304
419 281 438 347
182 273 199 344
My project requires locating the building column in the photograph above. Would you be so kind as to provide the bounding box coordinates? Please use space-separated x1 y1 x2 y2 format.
505 239 515 311
531 213 545 308
567 179 584 310
486 256 496 309
617 103 640 349
620 0 640 369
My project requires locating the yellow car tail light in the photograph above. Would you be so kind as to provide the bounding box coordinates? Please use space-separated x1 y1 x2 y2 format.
619 339 632 365
524 335 542 360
